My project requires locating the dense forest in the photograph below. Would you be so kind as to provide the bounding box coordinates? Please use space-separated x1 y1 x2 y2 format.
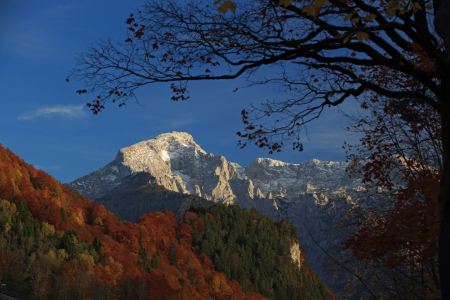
0 143 340 299
188 203 339 300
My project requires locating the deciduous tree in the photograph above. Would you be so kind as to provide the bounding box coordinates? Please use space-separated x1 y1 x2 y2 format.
70 0 450 296
323 94 442 299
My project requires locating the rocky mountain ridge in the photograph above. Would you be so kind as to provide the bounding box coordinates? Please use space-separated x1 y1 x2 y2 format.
69 131 409 292
70 131 408 204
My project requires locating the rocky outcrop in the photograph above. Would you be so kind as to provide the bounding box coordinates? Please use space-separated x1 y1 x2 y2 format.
69 131 410 293
290 242 303 270
70 132 261 205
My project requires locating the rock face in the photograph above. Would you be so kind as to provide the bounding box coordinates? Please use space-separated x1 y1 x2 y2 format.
94 172 215 222
71 132 259 205
69 131 408 292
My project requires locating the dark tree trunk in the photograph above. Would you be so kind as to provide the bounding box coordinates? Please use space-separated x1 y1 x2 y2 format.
439 95 450 299
434 0 450 298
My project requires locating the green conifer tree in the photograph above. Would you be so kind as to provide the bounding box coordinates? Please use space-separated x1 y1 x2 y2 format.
168 240 178 267
150 252 159 269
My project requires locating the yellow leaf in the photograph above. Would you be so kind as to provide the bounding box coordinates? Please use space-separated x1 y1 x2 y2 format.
314 0 329 8
344 10 356 22
425 3 433 10
343 33 353 44
218 1 236 13
352 17 360 24
4 222 11 234
302 5 316 16
302 0 328 17
387 0 401 17
409 2 422 12
214 0 221 5
363 13 376 22
279 0 293 7
356 31 369 42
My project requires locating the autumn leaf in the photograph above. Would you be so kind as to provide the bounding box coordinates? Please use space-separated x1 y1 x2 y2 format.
302 0 329 17
363 13 376 23
356 31 369 42
279 0 292 8
409 2 422 12
387 0 402 17
135 31 144 39
302 6 316 16
344 10 357 22
218 1 236 13
343 33 353 44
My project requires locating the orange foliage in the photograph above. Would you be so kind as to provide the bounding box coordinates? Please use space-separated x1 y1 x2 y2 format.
343 175 440 267
300 252 306 264
194 216 205 232
205 212 215 223
0 144 268 300
183 211 198 223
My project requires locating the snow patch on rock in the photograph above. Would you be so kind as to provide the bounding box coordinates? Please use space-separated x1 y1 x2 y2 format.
161 150 170 162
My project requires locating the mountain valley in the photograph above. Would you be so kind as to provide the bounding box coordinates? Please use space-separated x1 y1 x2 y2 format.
69 131 410 293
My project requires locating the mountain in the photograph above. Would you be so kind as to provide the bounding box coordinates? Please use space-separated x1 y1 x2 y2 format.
0 143 341 300
95 172 215 222
69 131 409 292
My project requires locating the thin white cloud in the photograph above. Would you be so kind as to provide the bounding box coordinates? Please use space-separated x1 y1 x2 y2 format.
168 117 197 128
34 165 61 170
18 105 86 121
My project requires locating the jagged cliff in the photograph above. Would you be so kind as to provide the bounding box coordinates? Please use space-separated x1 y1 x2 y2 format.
71 132 262 205
69 131 408 292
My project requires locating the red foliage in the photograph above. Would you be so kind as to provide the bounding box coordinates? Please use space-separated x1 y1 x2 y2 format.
343 174 440 267
194 215 205 232
0 144 267 300
183 211 198 223
300 252 306 264
205 212 215 223
327 289 335 300
340 92 442 297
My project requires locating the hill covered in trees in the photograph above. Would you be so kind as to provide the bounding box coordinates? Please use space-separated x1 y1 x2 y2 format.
188 203 339 299
0 144 340 300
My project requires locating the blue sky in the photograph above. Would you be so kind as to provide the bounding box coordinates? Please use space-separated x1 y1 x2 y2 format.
0 0 366 184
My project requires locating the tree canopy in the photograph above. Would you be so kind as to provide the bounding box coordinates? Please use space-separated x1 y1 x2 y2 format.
323 92 442 299
70 0 450 297
71 0 445 151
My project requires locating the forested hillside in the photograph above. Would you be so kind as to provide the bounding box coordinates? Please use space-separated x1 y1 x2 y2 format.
187 203 339 300
0 144 340 300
